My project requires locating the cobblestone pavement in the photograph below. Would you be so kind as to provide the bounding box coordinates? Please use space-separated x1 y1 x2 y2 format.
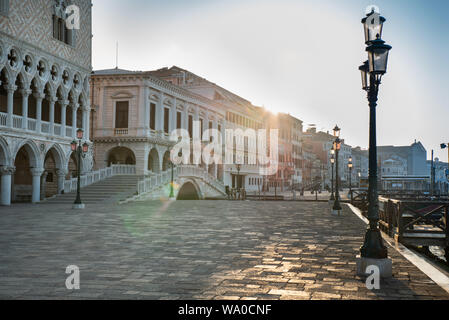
0 200 448 300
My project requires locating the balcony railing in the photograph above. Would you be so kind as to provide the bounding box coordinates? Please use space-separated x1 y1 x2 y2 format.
54 124 61 136
114 128 129 136
41 121 50 134
28 119 36 131
12 115 22 129
0 113 80 139
66 126 73 138
0 112 6 126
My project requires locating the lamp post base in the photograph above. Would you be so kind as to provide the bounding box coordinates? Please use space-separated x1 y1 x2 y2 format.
331 209 341 216
333 204 342 212
356 255 392 278
360 228 388 259
72 203 85 210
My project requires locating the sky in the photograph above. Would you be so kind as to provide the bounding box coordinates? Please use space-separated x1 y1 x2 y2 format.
92 0 449 161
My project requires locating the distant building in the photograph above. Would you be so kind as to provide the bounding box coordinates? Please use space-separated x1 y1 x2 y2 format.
262 112 303 191
351 147 369 181
378 141 429 191
427 158 449 194
289 114 304 188
302 128 352 188
378 141 427 176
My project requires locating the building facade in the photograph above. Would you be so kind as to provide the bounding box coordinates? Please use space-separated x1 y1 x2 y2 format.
0 0 92 205
290 114 303 188
378 141 429 192
150 66 268 193
378 141 427 177
91 68 226 185
351 146 369 186
427 158 449 194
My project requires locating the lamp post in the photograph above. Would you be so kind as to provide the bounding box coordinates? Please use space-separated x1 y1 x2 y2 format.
330 150 335 201
71 129 89 210
332 125 342 213
348 157 353 203
169 160 175 199
358 171 362 188
441 143 449 195
236 164 241 189
358 8 392 266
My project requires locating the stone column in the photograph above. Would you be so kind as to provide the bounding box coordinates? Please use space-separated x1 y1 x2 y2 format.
60 99 68 137
144 87 150 131
0 166 15 206
193 106 201 166
72 103 79 138
34 92 45 134
156 93 164 132
194 106 199 122
5 84 17 128
21 89 32 130
49 96 56 135
171 97 177 133
40 171 48 201
184 104 189 131
204 111 210 142
56 169 67 195
83 106 91 141
30 168 44 203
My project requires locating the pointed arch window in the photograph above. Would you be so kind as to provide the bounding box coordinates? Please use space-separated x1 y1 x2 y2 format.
52 0 75 46
0 0 9 16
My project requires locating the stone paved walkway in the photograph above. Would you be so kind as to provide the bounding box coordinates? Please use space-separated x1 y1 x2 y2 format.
0 200 448 300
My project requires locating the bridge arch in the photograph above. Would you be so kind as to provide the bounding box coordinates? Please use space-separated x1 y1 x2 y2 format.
177 179 202 200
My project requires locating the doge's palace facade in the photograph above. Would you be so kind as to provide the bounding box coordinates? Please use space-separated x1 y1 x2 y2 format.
0 0 92 205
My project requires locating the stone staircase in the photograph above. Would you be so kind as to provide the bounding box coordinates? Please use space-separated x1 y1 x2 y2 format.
42 175 141 205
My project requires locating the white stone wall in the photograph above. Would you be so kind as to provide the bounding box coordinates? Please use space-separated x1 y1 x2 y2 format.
91 73 226 178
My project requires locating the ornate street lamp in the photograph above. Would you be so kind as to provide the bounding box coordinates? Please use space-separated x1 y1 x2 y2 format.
348 157 353 203
236 164 241 189
332 131 342 213
71 128 89 210
169 160 175 199
441 143 449 194
330 151 335 201
358 8 392 273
